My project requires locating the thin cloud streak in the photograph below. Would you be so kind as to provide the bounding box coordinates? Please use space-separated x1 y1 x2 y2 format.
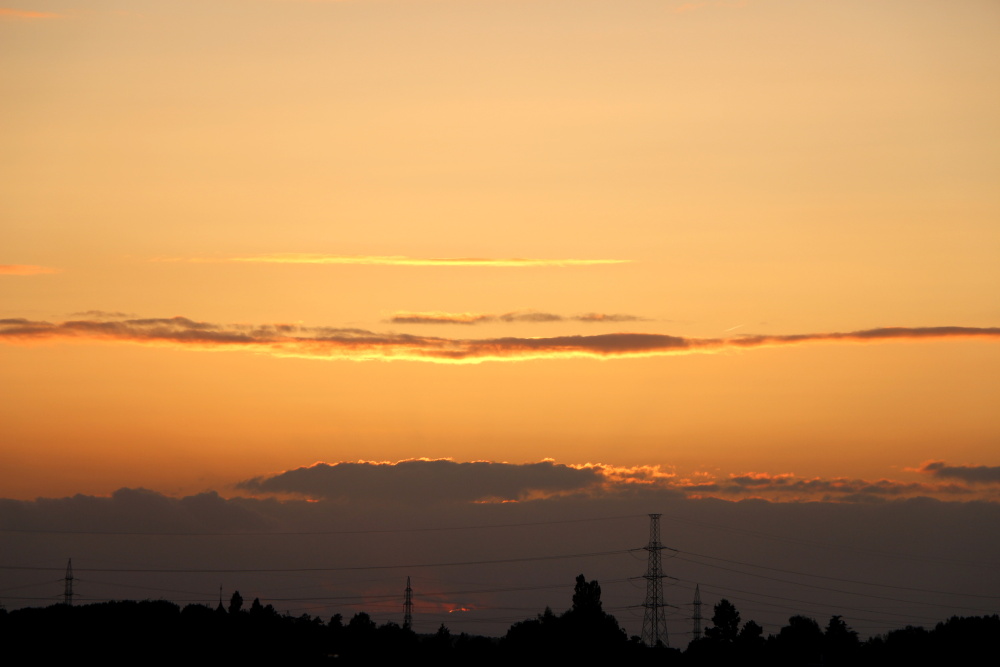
0 264 59 275
388 311 646 325
0 8 63 20
69 310 136 319
390 312 495 325
1 316 998 364
174 254 630 267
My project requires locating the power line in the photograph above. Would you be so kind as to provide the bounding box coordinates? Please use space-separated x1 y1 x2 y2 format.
676 550 1000 602
0 514 645 537
690 581 949 626
674 555 997 614
661 513 994 570
0 548 634 575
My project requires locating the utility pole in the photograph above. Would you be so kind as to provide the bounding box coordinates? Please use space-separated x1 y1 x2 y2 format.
63 558 74 606
693 583 702 640
403 576 413 630
641 514 669 647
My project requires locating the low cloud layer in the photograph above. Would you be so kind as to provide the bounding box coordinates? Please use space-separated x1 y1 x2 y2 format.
581 464 995 503
674 471 976 503
236 459 998 505
172 254 630 267
916 461 1000 484
0 487 267 534
1 314 997 364
388 311 646 325
238 460 605 505
2 458 997 637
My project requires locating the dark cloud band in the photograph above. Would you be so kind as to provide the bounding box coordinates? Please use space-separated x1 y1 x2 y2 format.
238 460 604 505
233 459 997 505
1 315 997 363
917 461 1000 484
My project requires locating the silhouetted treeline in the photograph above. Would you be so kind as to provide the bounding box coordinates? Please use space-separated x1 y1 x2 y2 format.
684 599 999 667
1 580 996 666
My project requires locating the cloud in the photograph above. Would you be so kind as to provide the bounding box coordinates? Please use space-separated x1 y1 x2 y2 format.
0 8 63 20
915 461 1000 484
0 264 59 275
0 488 267 534
569 463 678 487
1 315 998 364
238 459 605 505
70 310 136 319
388 311 646 325
575 313 645 323
169 254 631 267
389 312 496 325
673 471 976 503
233 459 999 505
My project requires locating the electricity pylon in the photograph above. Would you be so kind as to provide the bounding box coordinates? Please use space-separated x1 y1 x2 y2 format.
641 514 669 647
63 558 74 606
693 583 702 639
403 576 413 630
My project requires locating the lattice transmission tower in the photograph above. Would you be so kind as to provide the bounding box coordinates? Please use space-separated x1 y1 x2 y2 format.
63 558 74 606
403 576 413 630
641 514 669 647
693 583 702 639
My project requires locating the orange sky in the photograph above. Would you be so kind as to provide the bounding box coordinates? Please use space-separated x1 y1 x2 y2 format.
2 0 999 501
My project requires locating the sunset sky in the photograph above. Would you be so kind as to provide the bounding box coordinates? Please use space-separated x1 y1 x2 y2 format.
2 0 998 641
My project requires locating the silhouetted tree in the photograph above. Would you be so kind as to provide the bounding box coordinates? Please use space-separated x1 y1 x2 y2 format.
433 623 452 648
347 611 376 636
878 624 931 666
688 599 748 665
930 615 1000 665
228 590 243 615
504 606 558 660
774 615 823 666
571 574 602 614
824 614 859 663
739 619 763 643
561 573 626 658
504 575 627 662
705 599 741 642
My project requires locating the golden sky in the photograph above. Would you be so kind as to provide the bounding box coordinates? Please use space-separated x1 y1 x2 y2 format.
2 0 999 502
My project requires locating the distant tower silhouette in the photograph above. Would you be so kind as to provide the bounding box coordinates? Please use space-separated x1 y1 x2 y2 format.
692 584 702 639
641 514 669 647
403 576 413 630
63 558 74 606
